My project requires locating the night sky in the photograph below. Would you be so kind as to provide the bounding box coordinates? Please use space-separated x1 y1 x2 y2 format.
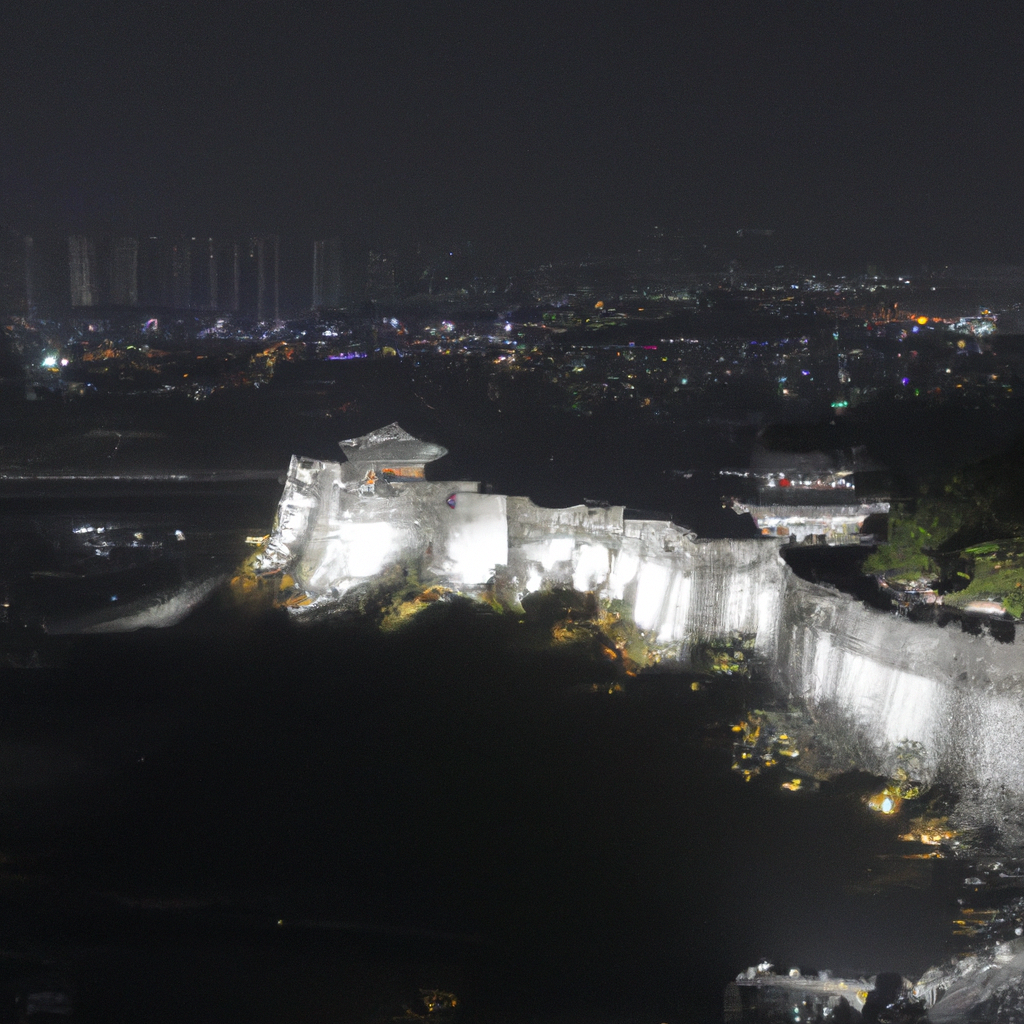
4 1 1024 266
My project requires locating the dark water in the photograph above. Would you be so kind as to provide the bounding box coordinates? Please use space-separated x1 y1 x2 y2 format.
0 607 958 1022
0 480 959 1023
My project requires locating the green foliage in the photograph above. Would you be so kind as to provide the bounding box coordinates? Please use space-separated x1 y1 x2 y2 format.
862 544 936 580
863 495 975 581
866 499 1024 616
691 633 756 676
863 506 941 579
965 541 1001 556
941 540 1024 619
598 614 646 666
863 436 1024 589
890 740 926 799
521 588 584 630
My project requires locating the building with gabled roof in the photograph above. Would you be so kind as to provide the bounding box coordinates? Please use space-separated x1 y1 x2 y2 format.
339 422 448 484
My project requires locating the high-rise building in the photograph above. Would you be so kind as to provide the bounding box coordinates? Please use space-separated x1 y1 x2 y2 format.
138 236 168 307
24 234 34 315
69 235 98 307
274 235 280 322
0 231 33 316
366 250 396 302
231 241 240 312
108 236 138 306
253 237 266 321
137 236 240 310
206 237 218 310
313 237 343 309
170 238 191 309
251 235 280 321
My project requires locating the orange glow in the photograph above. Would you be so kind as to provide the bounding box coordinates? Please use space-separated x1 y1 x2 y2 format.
868 791 902 815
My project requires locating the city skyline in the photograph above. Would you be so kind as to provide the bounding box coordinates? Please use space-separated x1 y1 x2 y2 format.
4 2 1024 270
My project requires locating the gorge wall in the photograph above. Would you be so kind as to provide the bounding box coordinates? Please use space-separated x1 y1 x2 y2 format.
257 452 1024 814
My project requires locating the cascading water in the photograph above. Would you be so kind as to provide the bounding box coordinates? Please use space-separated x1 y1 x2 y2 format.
256 443 1024 823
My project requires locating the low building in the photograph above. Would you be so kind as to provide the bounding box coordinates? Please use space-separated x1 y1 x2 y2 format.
731 499 890 545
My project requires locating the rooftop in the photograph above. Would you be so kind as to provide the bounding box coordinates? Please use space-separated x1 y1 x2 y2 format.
339 423 448 465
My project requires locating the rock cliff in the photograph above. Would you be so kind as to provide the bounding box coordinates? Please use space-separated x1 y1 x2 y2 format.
256 436 1024 820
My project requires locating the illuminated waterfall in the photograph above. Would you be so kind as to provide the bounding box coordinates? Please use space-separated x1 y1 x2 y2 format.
257 436 1024 815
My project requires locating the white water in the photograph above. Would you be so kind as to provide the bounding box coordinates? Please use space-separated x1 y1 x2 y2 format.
46 575 225 635
259 453 1024 807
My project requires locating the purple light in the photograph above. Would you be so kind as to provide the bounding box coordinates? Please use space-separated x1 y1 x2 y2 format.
901 377 910 385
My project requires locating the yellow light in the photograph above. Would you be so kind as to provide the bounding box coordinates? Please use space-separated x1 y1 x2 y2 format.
916 316 928 325
868 791 902 814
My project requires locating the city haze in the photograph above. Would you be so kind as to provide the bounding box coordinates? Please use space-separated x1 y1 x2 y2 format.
4 2 1024 274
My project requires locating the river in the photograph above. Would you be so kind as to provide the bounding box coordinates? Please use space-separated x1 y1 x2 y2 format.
0 480 965 1022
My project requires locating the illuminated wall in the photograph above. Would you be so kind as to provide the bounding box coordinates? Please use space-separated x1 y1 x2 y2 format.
257 449 1024 820
258 457 788 662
